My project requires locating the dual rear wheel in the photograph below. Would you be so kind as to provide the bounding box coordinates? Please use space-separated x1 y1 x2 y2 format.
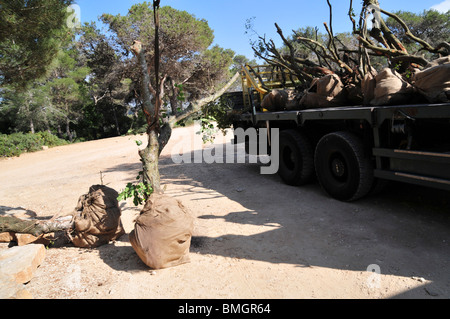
277 130 374 201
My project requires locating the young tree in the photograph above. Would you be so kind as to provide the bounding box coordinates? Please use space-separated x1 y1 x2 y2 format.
47 49 90 142
117 1 239 197
77 22 133 138
0 83 52 133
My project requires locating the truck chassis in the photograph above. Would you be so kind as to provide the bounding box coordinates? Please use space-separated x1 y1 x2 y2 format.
232 101 450 201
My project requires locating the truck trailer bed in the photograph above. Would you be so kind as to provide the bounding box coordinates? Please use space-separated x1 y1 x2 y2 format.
232 102 450 197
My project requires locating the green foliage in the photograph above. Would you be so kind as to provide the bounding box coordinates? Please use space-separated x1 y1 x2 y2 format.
385 9 450 60
194 45 236 92
0 134 23 157
0 0 75 89
196 95 235 144
386 10 450 47
37 131 69 147
202 95 235 131
125 110 149 136
78 22 134 139
174 83 186 102
0 132 68 157
117 181 153 206
45 49 92 142
100 3 234 106
197 116 218 144
101 4 214 56
135 140 143 146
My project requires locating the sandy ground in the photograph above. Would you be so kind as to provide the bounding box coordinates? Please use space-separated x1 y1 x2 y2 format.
0 124 449 300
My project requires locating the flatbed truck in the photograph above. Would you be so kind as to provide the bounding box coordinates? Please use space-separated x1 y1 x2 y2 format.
230 65 450 201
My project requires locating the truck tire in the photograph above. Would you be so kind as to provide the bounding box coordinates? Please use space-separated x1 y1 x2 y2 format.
278 130 314 186
314 131 374 201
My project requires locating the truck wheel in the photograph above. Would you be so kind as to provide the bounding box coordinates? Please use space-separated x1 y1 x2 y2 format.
278 130 314 186
314 131 374 201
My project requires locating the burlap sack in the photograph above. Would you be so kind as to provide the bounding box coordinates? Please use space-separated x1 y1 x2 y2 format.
261 89 288 112
299 74 347 108
361 70 377 105
370 68 415 106
413 57 450 103
423 56 450 68
71 185 125 248
129 194 194 270
285 89 304 110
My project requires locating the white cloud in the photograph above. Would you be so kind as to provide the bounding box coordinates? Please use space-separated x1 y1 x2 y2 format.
431 0 450 12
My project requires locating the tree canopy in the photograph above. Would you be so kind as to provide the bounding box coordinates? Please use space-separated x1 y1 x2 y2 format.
100 3 235 113
0 0 74 88
0 1 239 148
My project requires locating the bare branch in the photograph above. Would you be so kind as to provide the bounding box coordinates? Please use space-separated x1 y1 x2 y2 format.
296 34 354 74
169 72 240 126
325 0 340 59
357 35 407 57
348 0 357 34
379 8 434 52
390 55 429 67
131 41 155 125
274 23 317 82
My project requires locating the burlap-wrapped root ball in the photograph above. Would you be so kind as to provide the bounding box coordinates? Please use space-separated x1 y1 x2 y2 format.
129 193 194 270
71 185 125 248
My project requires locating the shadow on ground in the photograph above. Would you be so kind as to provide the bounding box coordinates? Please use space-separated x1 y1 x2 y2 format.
102 144 450 298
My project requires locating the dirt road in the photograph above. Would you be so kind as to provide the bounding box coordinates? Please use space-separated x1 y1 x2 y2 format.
0 125 449 299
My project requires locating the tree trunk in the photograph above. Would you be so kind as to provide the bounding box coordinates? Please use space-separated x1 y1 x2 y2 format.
66 117 73 142
139 129 161 193
113 105 120 136
130 40 161 192
57 125 63 139
30 118 35 134
43 111 51 134
0 215 74 237
169 78 180 115
128 2 240 198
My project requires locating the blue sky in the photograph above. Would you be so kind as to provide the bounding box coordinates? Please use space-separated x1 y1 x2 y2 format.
75 0 450 59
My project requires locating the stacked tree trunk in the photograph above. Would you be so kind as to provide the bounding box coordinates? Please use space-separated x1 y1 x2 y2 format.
253 0 449 111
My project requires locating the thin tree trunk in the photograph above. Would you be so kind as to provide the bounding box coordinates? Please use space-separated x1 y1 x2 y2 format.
57 125 63 139
66 117 73 142
30 118 35 134
129 1 240 197
113 105 120 136
65 103 73 142
139 129 161 193
43 110 51 134
169 78 180 115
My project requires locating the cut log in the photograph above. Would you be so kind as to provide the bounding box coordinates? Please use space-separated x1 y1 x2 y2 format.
0 215 74 237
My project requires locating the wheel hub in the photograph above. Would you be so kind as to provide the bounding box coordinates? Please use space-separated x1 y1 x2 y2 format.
331 157 346 178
